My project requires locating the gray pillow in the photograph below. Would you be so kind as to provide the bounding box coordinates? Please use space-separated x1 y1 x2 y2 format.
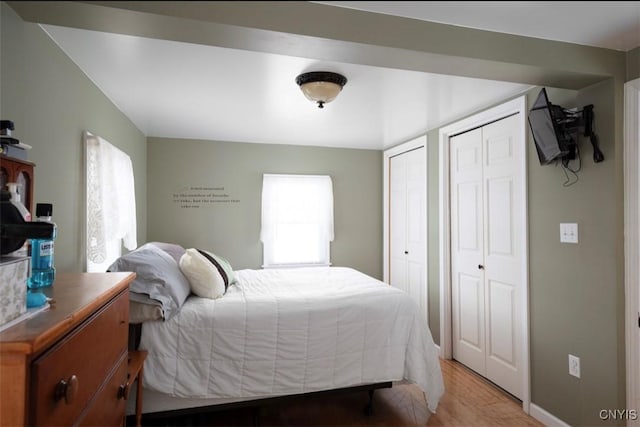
129 300 163 324
108 243 191 321
148 241 186 264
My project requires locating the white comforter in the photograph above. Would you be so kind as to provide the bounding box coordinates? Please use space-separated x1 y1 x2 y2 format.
140 267 444 412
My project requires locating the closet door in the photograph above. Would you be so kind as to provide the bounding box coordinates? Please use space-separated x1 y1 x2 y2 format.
482 115 523 398
389 147 426 321
451 114 523 399
450 128 486 375
390 153 408 294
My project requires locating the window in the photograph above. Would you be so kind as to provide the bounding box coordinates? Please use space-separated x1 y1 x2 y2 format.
85 131 137 272
260 174 334 268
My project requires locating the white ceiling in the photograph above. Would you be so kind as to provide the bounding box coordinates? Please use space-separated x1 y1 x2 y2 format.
40 1 639 150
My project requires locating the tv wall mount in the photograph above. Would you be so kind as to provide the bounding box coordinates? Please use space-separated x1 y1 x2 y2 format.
551 103 604 164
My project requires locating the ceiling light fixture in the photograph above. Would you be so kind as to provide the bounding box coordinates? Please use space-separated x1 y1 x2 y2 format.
295 71 347 109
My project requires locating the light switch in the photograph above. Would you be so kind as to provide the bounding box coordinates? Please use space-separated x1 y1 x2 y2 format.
560 223 578 243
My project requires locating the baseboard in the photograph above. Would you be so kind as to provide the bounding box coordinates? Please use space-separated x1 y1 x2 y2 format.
530 403 571 427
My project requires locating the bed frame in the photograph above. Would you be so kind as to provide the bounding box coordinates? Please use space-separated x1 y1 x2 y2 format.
126 324 392 426
126 381 392 426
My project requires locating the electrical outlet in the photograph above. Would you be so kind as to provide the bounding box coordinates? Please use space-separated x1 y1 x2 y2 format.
569 354 581 378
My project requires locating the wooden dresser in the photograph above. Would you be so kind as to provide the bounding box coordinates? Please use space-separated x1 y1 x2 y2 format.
0 272 135 426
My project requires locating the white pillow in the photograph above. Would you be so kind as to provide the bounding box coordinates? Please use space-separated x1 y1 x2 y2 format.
179 248 234 299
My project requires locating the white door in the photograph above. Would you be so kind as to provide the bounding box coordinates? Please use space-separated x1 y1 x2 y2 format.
633 87 640 427
625 79 640 426
390 153 408 294
390 147 427 321
450 127 486 375
451 114 523 399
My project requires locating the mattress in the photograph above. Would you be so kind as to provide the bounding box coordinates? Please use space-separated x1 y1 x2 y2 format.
139 266 444 412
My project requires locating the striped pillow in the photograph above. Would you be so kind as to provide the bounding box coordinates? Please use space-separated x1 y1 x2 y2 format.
179 248 236 299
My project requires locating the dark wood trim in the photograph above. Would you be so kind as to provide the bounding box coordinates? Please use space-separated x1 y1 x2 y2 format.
0 154 35 167
0 154 35 213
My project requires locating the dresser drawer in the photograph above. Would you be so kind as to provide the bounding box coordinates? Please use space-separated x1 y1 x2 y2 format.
30 290 129 426
77 352 128 427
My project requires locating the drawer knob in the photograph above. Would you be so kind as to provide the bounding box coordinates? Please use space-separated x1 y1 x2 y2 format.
118 382 130 400
55 375 79 404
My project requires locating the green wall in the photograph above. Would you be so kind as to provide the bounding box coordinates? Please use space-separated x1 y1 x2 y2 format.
0 3 147 271
424 82 622 425
528 82 620 425
426 128 440 346
146 137 383 279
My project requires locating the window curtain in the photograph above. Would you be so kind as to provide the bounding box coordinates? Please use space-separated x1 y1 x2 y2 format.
261 174 333 267
85 131 137 272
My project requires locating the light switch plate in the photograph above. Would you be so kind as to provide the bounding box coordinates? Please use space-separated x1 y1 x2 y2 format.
569 354 581 378
560 223 578 243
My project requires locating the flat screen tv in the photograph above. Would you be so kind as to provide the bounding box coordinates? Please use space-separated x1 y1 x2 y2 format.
528 88 572 165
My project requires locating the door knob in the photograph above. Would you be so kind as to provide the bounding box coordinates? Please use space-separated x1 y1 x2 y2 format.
404 251 409 254
478 264 485 270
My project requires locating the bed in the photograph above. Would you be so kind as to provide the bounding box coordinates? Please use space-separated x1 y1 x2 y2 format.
110 243 444 420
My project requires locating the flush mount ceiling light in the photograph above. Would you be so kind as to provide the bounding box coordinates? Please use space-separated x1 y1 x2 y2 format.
295 71 347 109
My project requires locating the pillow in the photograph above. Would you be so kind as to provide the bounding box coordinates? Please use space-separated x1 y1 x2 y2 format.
108 243 191 321
148 241 186 264
179 248 236 299
129 300 163 324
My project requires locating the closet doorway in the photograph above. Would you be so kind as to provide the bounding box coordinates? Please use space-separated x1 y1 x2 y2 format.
449 113 523 399
383 136 428 323
439 96 530 410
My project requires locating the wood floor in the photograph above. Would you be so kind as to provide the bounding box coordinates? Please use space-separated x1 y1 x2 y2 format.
141 359 544 426
425 360 543 426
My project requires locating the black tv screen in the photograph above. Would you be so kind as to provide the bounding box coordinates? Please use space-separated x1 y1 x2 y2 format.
528 88 569 165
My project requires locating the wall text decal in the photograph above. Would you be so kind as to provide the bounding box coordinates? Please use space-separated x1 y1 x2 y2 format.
172 186 240 208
